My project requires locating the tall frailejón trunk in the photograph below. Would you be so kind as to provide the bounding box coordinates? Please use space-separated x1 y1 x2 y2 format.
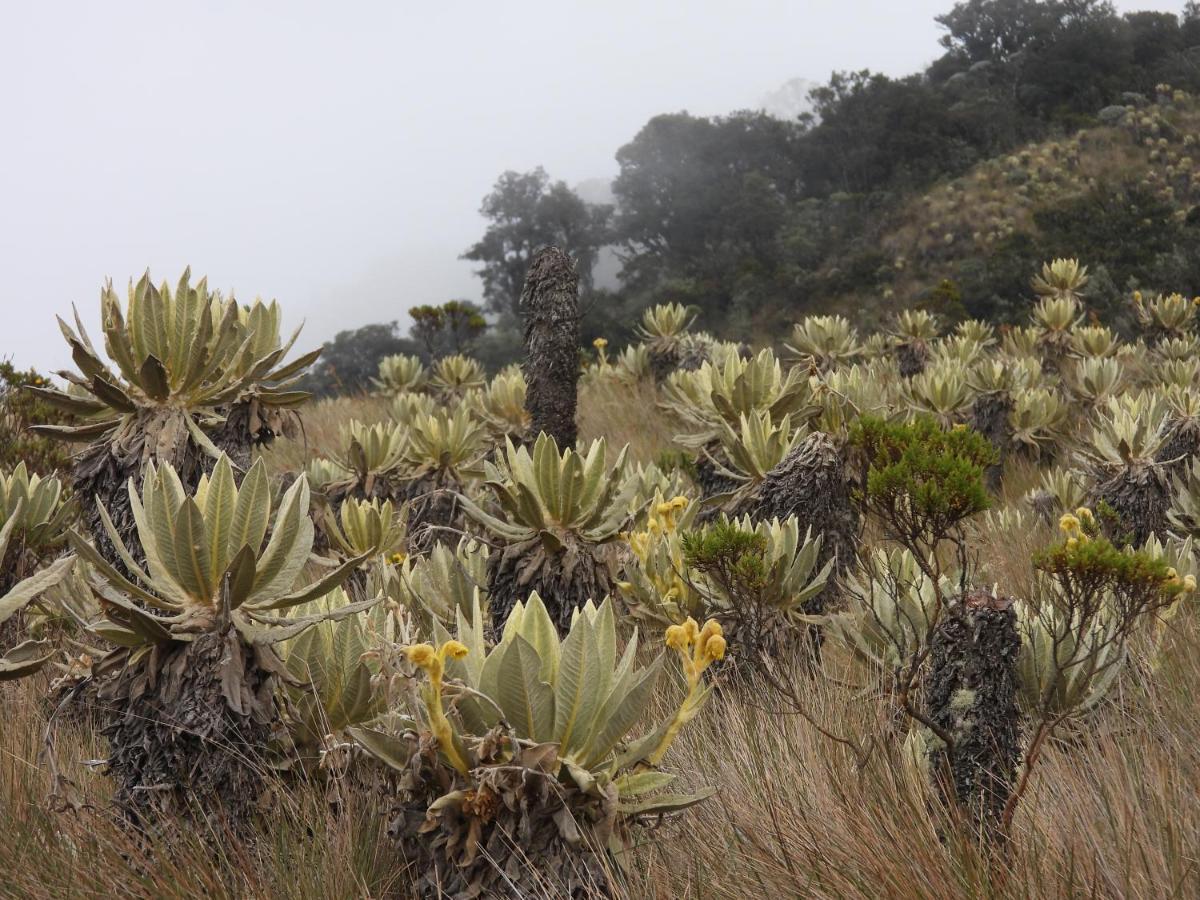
521 247 580 450
927 589 1021 842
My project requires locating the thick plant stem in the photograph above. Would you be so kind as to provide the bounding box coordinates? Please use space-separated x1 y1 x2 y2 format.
520 247 580 450
926 589 1022 843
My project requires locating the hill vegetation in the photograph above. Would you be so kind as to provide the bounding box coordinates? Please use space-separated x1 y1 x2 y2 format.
305 0 1200 393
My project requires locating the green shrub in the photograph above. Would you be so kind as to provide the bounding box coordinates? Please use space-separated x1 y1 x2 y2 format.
850 416 996 553
0 362 71 474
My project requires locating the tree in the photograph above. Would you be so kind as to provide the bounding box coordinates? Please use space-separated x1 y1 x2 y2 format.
935 0 1115 65
611 111 802 321
462 168 612 318
408 300 487 359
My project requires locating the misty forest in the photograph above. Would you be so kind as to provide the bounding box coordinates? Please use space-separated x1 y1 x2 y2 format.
6 1 1200 897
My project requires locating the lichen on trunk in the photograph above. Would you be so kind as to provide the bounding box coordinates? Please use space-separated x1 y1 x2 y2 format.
926 590 1021 840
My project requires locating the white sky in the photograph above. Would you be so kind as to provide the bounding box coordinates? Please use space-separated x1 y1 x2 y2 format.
0 0 1177 371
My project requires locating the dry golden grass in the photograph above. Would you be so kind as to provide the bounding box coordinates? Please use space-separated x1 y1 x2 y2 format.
266 375 678 474
267 393 391 473
4 609 1199 899
579 376 682 465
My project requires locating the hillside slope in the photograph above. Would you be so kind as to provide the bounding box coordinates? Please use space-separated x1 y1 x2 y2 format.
816 86 1200 330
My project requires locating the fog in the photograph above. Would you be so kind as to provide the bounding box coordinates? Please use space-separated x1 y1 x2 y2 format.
0 0 1167 371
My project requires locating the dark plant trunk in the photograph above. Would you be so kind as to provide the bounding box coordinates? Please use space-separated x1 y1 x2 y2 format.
1156 417 1200 477
1037 333 1071 375
694 442 739 501
897 340 929 378
927 590 1021 842
521 247 580 450
740 431 860 622
390 735 618 899
1090 464 1171 547
649 346 681 382
210 400 301 471
487 537 619 636
73 425 208 576
676 340 710 372
969 393 1013 493
403 471 465 556
99 627 276 825
208 405 257 472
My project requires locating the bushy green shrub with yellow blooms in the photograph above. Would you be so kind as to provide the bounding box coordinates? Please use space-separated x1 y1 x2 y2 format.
350 594 723 898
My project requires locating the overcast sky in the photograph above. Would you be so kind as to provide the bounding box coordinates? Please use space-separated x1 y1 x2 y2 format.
0 0 1176 371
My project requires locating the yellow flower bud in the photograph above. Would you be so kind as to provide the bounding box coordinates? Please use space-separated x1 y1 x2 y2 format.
441 640 469 661
1075 507 1093 523
1059 513 1080 534
1066 537 1078 549
390 552 407 565
665 624 689 650
683 617 700 642
405 643 437 668
704 635 727 662
1184 574 1197 593
593 337 608 349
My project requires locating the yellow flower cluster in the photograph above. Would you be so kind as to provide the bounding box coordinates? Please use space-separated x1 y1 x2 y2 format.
405 639 469 685
665 617 726 690
624 496 692 608
647 617 728 766
1164 566 1198 593
1060 507 1094 548
404 639 471 774
389 551 407 565
652 495 689 532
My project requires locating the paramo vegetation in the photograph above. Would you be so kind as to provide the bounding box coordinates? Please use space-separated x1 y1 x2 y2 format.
7 1 1200 896
2 248 1200 898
